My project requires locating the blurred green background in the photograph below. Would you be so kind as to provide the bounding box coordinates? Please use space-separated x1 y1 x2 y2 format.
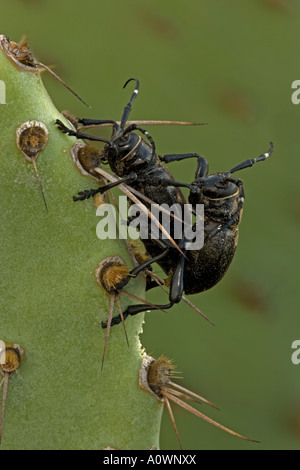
1 0 300 450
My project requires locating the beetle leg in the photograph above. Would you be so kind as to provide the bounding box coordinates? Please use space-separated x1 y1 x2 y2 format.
143 174 199 194
161 153 209 179
78 118 116 127
102 237 186 327
103 240 188 328
168 246 186 304
55 119 111 145
112 241 170 291
103 253 186 327
73 172 138 201
102 302 175 327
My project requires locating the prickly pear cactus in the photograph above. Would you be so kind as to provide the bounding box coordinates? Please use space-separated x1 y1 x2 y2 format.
0 35 163 450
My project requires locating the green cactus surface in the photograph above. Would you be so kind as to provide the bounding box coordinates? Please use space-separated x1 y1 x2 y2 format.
0 38 163 450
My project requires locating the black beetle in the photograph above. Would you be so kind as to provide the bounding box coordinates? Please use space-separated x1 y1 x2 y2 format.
56 78 198 205
55 79 273 326
105 142 274 325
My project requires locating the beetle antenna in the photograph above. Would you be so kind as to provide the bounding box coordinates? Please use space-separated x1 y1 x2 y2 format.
230 142 274 174
120 78 140 128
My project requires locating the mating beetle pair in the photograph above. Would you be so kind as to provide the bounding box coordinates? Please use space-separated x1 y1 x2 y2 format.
56 78 273 326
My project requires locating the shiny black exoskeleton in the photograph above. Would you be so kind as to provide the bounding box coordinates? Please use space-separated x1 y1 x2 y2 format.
110 142 273 324
182 152 272 295
56 78 196 209
55 79 273 326
55 78 199 314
